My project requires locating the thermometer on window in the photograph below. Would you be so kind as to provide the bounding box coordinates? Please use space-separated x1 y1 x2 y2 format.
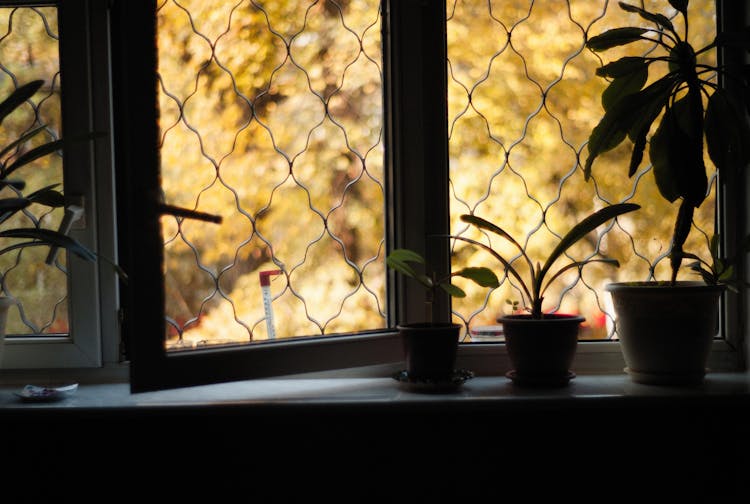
259 270 282 340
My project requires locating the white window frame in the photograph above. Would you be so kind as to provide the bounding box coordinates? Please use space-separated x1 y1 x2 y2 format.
1 0 120 370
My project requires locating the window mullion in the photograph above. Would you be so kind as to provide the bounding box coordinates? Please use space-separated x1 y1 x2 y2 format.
385 0 451 326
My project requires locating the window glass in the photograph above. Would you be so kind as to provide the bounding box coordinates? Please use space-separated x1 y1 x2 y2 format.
447 0 718 341
0 6 66 338
156 0 384 350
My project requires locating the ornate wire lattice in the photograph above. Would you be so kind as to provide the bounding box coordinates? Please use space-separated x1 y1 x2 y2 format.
157 0 385 348
157 0 718 348
447 0 717 341
0 6 67 337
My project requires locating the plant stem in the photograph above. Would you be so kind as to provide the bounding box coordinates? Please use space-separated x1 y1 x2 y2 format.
671 199 695 284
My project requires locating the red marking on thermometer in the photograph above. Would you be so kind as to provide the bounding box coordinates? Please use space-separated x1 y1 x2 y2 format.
259 270 282 339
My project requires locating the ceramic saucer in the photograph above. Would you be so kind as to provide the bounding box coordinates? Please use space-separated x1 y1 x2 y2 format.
393 369 474 393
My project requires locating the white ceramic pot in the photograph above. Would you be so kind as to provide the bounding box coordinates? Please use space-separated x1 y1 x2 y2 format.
606 281 725 385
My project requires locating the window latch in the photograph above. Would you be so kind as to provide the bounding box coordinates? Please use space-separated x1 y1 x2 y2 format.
45 203 86 265
158 203 222 224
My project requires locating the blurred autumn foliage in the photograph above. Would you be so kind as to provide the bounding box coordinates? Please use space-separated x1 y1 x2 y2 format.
152 0 717 347
0 1 717 346
0 7 67 335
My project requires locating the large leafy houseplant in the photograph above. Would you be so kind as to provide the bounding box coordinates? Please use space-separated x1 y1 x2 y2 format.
583 1 750 385
454 203 640 386
0 80 123 363
583 0 750 283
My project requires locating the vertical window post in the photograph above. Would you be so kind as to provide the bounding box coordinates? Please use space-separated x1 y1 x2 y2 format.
384 0 451 325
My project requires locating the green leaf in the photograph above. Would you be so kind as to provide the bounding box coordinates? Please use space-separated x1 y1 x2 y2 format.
650 92 707 205
539 203 641 281
0 228 96 262
440 283 466 298
584 109 628 178
0 81 43 127
618 2 675 33
628 135 648 178
585 77 675 179
0 179 24 191
451 234 533 307
596 56 649 79
667 0 688 15
0 197 29 212
26 185 65 207
453 266 499 288
719 265 734 282
386 253 420 281
601 66 648 110
416 273 434 288
387 248 425 265
459 215 526 258
649 110 682 203
705 89 750 171
587 27 648 52
0 125 46 163
626 78 677 175
541 258 620 297
3 132 104 178
3 139 64 177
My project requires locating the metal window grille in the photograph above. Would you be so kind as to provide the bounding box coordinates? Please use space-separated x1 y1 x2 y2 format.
157 0 718 349
157 0 385 348
448 0 717 341
0 6 66 337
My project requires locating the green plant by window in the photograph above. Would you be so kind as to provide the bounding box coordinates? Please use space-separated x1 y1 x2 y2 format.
685 234 750 292
386 248 499 323
583 0 750 283
454 203 640 319
0 80 125 279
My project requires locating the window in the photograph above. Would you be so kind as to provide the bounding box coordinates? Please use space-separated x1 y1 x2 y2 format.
0 1 119 369
9 1 739 387
119 0 747 393
446 1 721 339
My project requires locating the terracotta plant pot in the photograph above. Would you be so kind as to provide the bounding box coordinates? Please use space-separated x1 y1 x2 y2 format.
398 322 460 380
606 281 725 385
499 313 583 387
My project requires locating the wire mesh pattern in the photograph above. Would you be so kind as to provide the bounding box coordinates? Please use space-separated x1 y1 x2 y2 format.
0 6 67 337
157 0 385 347
447 0 717 340
157 0 718 348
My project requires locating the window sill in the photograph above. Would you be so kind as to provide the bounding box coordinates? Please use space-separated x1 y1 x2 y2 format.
1 369 748 413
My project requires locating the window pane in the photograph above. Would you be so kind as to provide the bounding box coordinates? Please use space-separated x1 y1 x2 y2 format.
448 0 717 341
157 0 385 350
0 7 66 337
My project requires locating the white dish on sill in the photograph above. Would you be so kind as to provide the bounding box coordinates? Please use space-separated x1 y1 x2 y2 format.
14 383 78 403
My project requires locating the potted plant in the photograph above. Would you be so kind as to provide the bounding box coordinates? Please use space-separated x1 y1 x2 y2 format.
454 203 640 387
0 80 125 365
386 248 498 387
583 1 750 384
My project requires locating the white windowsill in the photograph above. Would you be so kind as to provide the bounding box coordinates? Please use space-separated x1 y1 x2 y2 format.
1 368 748 412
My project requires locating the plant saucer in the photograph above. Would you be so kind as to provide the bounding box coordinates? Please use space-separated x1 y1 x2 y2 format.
393 368 474 393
